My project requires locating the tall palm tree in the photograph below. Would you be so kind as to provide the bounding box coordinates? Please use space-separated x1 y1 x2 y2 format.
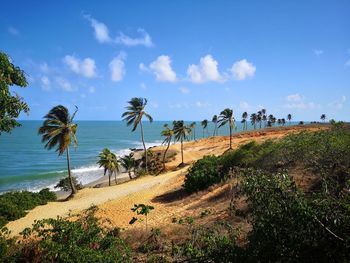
277 119 282 126
287 114 292 125
242 112 248 130
39 105 78 197
218 108 235 150
119 154 135 180
122 98 153 173
257 111 262 129
321 114 326 122
97 148 120 186
268 114 275 127
161 125 174 170
250 113 257 129
190 122 196 140
212 115 218 136
201 119 208 138
173 120 191 165
281 118 286 126
262 114 267 128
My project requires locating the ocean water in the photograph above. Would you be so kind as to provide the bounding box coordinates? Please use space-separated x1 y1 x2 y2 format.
0 120 282 193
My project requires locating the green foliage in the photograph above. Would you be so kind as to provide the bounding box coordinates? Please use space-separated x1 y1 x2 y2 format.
0 189 56 228
129 204 154 231
0 51 29 134
54 176 83 192
3 207 131 262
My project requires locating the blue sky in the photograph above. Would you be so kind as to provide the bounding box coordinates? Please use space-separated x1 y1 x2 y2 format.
1 0 349 121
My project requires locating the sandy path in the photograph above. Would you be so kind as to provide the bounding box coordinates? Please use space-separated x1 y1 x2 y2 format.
7 125 326 236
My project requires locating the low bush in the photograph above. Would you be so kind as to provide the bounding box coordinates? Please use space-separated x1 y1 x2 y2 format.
0 189 56 228
54 176 83 192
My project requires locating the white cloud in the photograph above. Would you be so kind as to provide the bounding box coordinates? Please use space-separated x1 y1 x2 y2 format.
116 28 153 47
146 55 177 82
284 93 320 110
286 93 304 102
84 15 111 43
8 26 19 36
40 76 51 91
230 59 256 80
195 101 211 108
56 77 74 92
39 63 50 73
63 55 96 78
179 86 190 94
329 96 346 110
239 101 250 111
89 86 95 93
187 55 222 83
314 49 324 56
109 53 126 82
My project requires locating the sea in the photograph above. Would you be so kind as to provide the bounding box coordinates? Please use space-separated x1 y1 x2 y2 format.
0 120 281 193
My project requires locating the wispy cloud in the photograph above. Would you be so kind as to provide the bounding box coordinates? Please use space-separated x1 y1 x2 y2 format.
313 49 324 56
109 52 126 82
63 55 97 78
8 26 19 36
84 14 153 47
179 86 190 94
40 76 51 91
56 77 75 92
328 96 346 110
284 93 320 110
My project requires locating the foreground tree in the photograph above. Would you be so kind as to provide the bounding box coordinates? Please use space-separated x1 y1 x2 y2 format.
97 148 119 186
173 120 191 165
201 119 208 138
122 98 153 173
212 115 218 136
218 108 235 150
119 154 135 180
161 125 174 170
38 105 78 196
0 51 29 134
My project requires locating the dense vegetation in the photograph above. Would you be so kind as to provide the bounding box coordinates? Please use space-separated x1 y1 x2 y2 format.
0 189 56 228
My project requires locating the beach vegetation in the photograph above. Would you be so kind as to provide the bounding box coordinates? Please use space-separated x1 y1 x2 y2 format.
119 154 136 180
38 105 79 197
0 51 29 134
218 108 235 149
97 148 120 186
122 97 153 173
173 120 191 166
161 125 174 171
54 176 83 192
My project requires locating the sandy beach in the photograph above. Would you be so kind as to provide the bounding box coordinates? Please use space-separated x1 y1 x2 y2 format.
6 125 326 236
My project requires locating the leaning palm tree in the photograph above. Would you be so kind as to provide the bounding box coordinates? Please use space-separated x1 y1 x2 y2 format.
287 114 292 125
321 114 326 123
212 115 218 136
122 98 153 173
242 112 248 130
97 148 120 186
161 126 174 170
250 113 257 129
119 154 135 180
201 119 208 138
218 108 235 150
39 105 78 197
173 120 191 165
190 122 196 140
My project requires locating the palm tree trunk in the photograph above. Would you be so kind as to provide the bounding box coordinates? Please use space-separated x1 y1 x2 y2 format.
114 171 117 184
229 125 232 149
66 147 77 195
181 138 184 164
140 120 148 173
194 128 196 140
128 170 132 180
108 171 111 186
163 139 171 170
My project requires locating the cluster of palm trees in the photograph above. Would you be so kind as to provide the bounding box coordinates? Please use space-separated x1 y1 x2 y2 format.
37 99 296 198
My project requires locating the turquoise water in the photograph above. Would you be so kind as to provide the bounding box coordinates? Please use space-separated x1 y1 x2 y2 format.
0 120 280 193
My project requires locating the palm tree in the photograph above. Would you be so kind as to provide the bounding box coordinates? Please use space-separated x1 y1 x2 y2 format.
173 120 191 165
321 114 326 122
39 105 78 197
257 111 262 129
97 148 120 186
262 114 267 128
212 115 218 136
218 108 235 150
281 118 286 126
122 98 153 173
242 112 248 130
119 154 135 180
268 114 275 127
250 113 257 129
201 119 208 138
287 114 292 125
161 125 174 170
277 119 282 126
190 122 196 140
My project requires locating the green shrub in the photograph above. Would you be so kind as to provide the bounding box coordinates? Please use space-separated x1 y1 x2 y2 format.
0 189 56 228
54 176 83 192
184 155 221 192
5 207 131 262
